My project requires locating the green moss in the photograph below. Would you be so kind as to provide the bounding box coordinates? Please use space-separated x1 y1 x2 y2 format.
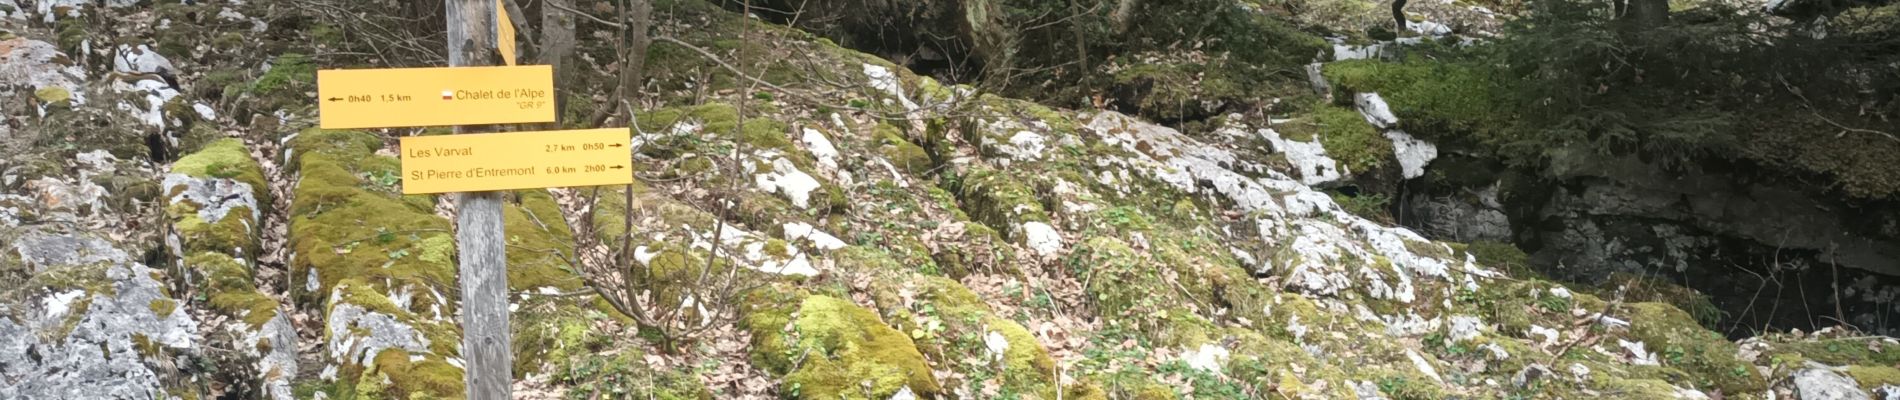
553 347 712 400
948 167 1049 239
171 209 257 258
148 298 176 318
171 138 266 196
289 131 454 301
1598 273 1724 329
1625 302 1764 394
55 18 86 53
363 349 465 399
1132 384 1176 400
35 87 71 105
1322 60 1508 145
189 252 280 328
1365 366 1448 400
250 54 316 96
1462 240 1536 279
1846 365 1900 391
877 124 935 175
1774 338 1900 366
132 333 162 358
1312 102 1390 173
501 191 584 291
742 289 941 399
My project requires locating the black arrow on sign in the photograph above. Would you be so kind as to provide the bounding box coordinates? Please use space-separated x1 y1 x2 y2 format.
326 97 343 102
610 165 626 170
609 143 624 148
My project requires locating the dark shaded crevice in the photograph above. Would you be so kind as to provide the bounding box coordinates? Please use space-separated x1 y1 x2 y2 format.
1392 155 1900 339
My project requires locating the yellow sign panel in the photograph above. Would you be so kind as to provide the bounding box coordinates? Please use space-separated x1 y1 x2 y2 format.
398 128 633 194
498 0 517 66
318 65 554 129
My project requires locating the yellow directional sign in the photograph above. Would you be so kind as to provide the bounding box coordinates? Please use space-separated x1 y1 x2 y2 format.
398 128 633 194
498 0 517 66
318 65 555 129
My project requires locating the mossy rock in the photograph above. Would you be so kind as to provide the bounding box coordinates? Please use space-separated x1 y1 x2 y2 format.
1846 365 1900 391
357 348 465 399
1624 302 1764 394
1322 59 1508 146
500 190 585 291
547 339 712 400
947 167 1049 240
1769 337 1900 367
172 138 269 205
877 124 935 176
742 288 941 399
188 252 280 328
287 130 453 302
1309 102 1390 174
908 277 1058 397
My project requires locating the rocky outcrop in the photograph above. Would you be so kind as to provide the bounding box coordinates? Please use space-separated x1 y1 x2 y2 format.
164 138 298 399
0 145 197 398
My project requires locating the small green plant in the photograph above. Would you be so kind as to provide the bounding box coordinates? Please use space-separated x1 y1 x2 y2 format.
1332 192 1393 224
1536 291 1572 313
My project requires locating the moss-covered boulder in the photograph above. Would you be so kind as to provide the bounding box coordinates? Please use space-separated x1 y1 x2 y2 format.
742 287 942 399
163 139 300 399
285 129 464 398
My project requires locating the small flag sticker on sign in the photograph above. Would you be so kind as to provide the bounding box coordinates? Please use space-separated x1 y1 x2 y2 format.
441 90 454 100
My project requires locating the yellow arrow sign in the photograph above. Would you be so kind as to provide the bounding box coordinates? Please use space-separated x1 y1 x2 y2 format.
398 128 633 194
317 65 555 129
498 0 517 66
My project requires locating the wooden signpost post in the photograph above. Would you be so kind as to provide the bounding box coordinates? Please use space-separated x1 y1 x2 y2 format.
310 1 629 398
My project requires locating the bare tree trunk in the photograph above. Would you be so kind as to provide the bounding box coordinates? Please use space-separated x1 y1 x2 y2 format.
542 0 577 123
1112 0 1139 34
1067 0 1090 75
622 0 654 105
445 1 511 398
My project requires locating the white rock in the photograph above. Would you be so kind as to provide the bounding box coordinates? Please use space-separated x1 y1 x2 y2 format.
1618 339 1660 366
862 64 918 111
888 387 918 400
1384 130 1438 179
1407 349 1446 383
113 44 176 76
1448 315 1484 342
1409 20 1453 36
1003 131 1048 160
984 331 1010 362
1873 384 1900 400
1334 43 1386 61
1568 363 1592 380
194 103 218 120
41 289 86 318
1793 368 1871 400
1183 343 1231 374
0 39 89 105
632 246 661 265
1022 222 1063 256
0 0 20 19
783 222 846 250
1529 325 1561 347
1356 93 1400 129
800 128 840 172
1672 386 1710 400
1260 127 1345 185
752 156 822 209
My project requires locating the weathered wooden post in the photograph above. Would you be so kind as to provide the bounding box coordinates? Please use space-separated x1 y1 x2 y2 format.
444 1 512 398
